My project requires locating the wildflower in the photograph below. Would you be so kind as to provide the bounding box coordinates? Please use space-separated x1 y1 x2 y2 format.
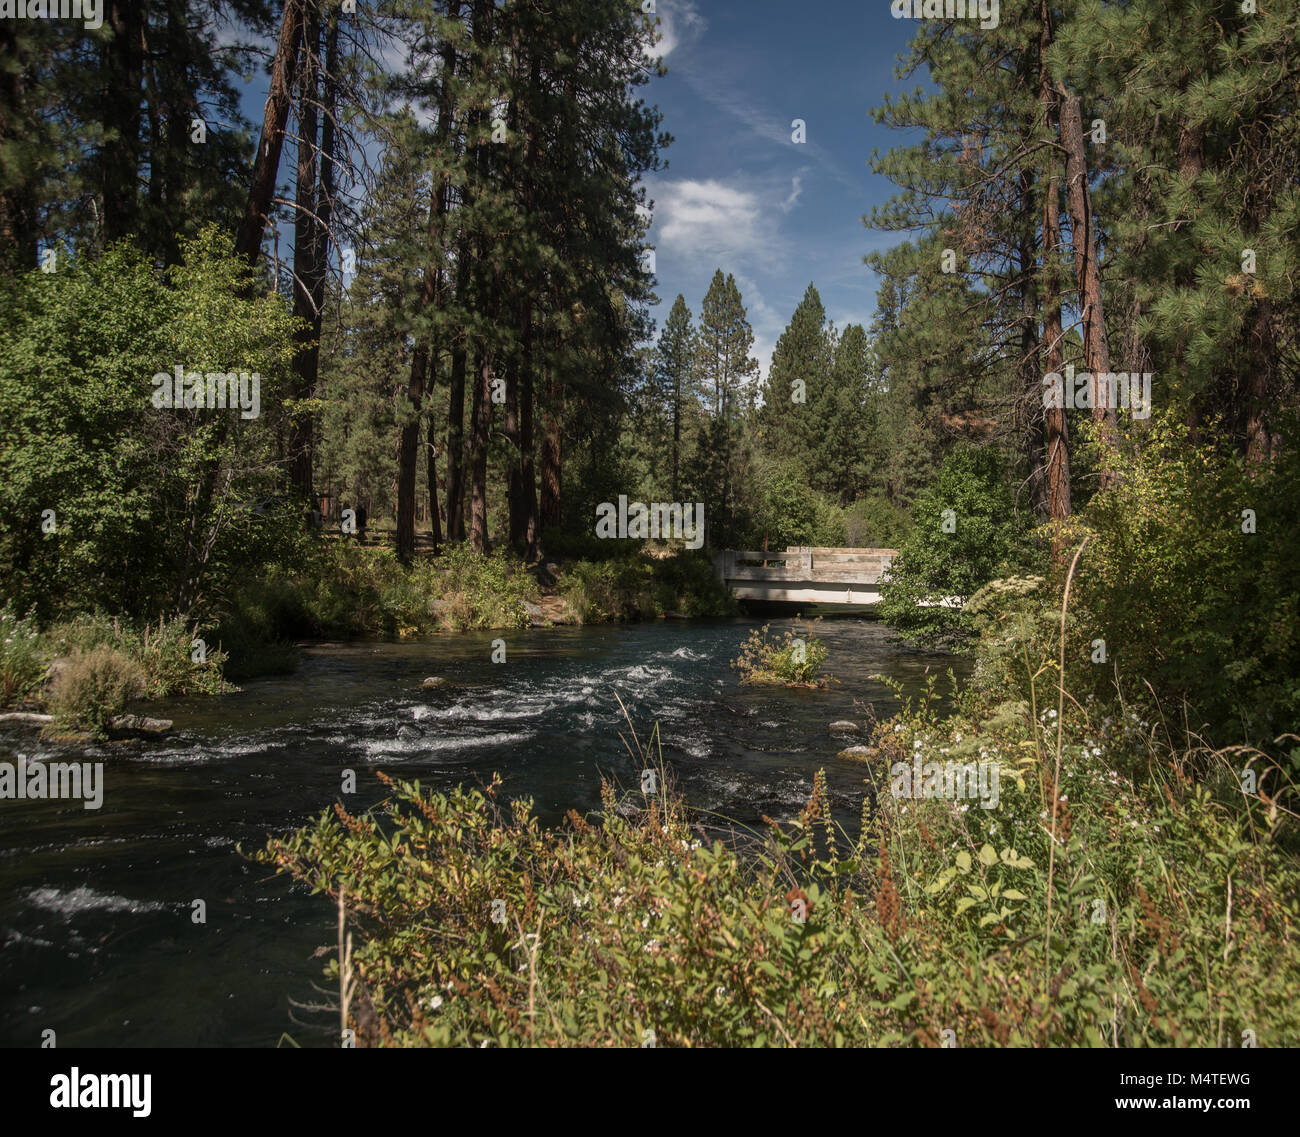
429 995 443 1011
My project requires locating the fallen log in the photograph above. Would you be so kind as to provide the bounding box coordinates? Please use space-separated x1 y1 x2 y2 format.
0 712 173 736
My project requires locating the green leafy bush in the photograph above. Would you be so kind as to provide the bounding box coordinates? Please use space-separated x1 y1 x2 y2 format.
559 552 736 623
559 558 657 623
646 551 737 617
0 603 46 706
0 229 299 623
748 465 847 550
433 544 538 631
878 445 1043 649
731 621 832 687
842 494 910 548
1069 416 1300 751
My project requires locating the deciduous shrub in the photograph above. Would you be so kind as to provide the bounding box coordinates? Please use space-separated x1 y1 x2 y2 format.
731 622 832 687
879 446 1043 649
47 646 145 737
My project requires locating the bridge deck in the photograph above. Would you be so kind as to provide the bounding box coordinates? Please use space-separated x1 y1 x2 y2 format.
713 547 898 605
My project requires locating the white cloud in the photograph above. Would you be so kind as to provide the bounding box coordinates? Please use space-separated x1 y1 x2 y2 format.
645 0 706 60
780 175 804 214
650 177 792 275
655 179 761 253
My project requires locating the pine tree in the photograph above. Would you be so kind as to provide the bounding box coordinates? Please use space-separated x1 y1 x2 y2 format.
655 295 699 502
758 283 832 478
695 269 758 543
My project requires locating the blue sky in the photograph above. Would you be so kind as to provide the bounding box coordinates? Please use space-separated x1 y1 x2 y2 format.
642 0 921 376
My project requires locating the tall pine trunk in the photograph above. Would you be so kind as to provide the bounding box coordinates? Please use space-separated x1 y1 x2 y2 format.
237 0 304 263
101 1 143 246
446 261 470 543
468 341 493 552
289 6 320 501
397 0 460 561
540 360 562 531
1040 4 1070 533
1057 88 1118 479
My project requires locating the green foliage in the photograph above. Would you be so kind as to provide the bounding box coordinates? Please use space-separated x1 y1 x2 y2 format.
731 622 832 688
0 228 300 622
841 494 910 548
645 551 737 618
1070 416 1300 751
558 552 735 624
212 541 540 650
0 603 46 706
433 544 539 632
46 646 145 738
879 446 1043 649
559 559 658 623
747 464 847 550
259 675 1300 1046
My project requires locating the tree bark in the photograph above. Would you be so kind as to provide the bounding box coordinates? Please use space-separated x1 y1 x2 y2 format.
468 342 493 553
0 22 38 269
236 0 304 264
540 362 562 531
1057 87 1118 478
1040 5 1071 534
290 5 320 501
101 1 145 247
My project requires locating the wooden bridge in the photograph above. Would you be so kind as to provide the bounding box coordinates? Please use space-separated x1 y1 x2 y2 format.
712 547 898 605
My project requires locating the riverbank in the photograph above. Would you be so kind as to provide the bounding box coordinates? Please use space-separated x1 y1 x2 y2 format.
0 545 738 734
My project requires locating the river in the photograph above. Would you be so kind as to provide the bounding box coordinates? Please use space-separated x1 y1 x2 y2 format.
0 613 964 1047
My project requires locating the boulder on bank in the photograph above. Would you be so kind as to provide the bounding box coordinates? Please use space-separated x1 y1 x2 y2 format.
836 745 876 763
105 715 174 740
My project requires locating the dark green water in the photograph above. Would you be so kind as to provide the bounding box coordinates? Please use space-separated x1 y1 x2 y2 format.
0 614 964 1047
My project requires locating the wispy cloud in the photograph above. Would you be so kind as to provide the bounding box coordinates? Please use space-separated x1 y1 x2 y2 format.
779 174 805 214
675 62 862 195
646 0 707 60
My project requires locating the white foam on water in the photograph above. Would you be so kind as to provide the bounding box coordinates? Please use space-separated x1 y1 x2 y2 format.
6 928 55 949
26 885 169 917
359 730 534 760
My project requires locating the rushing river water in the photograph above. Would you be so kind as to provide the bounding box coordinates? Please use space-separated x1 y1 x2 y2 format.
0 613 965 1047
